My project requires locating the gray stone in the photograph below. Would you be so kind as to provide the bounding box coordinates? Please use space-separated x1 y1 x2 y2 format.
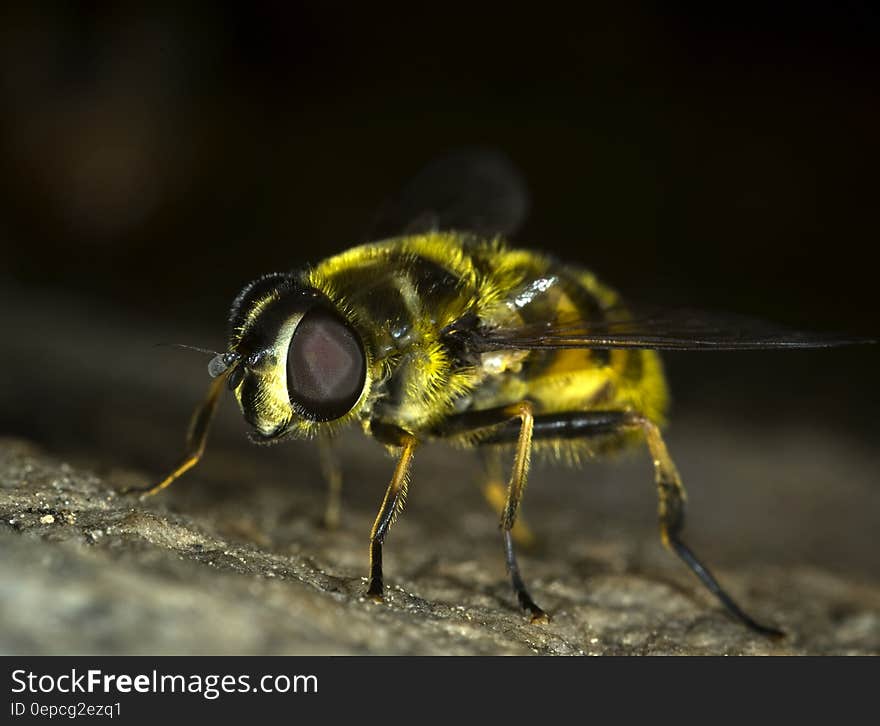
2 434 877 655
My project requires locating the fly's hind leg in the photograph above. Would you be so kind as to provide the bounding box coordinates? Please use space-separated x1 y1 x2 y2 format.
628 414 784 638
461 408 782 635
124 370 229 499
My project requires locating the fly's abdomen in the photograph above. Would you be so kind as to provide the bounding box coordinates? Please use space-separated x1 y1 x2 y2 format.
471 253 669 426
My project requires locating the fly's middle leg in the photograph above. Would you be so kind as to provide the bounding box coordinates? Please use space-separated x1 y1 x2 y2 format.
479 449 536 548
431 402 548 622
498 401 548 622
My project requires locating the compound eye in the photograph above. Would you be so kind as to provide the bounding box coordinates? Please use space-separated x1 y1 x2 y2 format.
286 307 366 421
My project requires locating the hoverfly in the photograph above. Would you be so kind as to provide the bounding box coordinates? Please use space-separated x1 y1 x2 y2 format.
137 150 871 636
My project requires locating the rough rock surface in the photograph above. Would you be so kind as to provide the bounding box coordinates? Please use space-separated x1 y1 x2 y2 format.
2 433 878 655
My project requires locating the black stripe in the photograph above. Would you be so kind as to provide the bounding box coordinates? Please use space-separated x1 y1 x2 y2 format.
431 408 629 443
227 272 296 337
556 266 611 367
483 410 628 443
622 348 644 382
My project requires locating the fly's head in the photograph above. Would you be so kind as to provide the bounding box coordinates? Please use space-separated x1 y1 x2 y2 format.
212 273 370 442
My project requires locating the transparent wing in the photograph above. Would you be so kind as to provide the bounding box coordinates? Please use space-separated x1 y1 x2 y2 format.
367 147 530 240
476 307 874 352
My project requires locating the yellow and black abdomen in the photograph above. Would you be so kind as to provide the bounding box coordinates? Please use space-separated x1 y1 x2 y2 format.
307 232 668 447
463 245 669 426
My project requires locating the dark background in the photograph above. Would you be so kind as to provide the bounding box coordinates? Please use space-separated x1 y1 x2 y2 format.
3 4 878 433
0 4 877 568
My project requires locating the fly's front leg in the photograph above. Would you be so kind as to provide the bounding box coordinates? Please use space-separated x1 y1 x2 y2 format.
318 436 343 529
366 425 418 601
125 369 230 499
625 413 784 638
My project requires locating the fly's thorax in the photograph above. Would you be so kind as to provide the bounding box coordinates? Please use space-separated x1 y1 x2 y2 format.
223 273 372 442
303 234 488 432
